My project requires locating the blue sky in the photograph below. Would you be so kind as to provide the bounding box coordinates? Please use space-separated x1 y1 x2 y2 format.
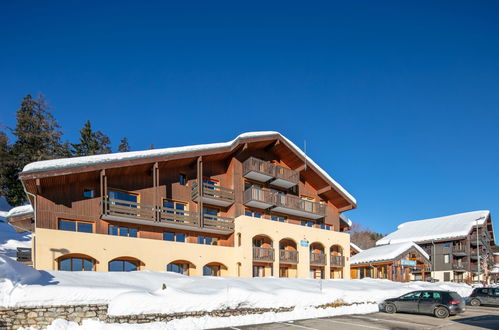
1 1 498 236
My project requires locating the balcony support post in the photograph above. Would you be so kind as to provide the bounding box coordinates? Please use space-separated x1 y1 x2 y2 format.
153 162 159 222
197 156 203 228
100 169 107 215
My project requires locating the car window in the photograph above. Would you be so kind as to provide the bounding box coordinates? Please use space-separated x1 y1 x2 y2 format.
493 289 499 297
420 292 432 299
401 291 421 299
433 292 442 299
479 289 489 295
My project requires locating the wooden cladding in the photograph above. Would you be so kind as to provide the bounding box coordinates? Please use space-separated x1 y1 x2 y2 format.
279 249 299 264
253 247 275 262
310 252 326 266
330 255 345 268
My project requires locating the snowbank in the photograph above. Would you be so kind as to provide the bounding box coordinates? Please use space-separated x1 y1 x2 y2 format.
6 205 34 218
0 258 472 317
0 216 32 260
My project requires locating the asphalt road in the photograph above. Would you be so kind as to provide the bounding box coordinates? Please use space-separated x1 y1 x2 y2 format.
220 305 499 330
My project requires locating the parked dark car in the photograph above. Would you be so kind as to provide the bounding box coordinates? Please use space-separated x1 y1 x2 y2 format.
379 290 465 318
468 287 499 306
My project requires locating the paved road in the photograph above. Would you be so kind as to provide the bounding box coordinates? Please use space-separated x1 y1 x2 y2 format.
220 306 499 330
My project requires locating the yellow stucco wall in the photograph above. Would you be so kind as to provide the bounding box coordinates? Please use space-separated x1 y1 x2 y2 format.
34 215 350 279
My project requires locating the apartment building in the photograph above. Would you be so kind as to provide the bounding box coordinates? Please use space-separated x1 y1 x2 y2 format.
19 132 356 279
377 211 495 283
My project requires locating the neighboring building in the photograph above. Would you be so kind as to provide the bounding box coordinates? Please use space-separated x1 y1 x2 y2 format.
350 242 362 256
19 132 356 278
350 242 430 282
377 211 495 283
491 253 499 284
6 205 34 233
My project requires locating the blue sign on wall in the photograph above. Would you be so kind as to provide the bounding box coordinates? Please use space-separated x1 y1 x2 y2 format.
401 259 417 266
300 240 309 247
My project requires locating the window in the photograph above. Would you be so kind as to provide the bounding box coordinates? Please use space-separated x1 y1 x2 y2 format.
108 225 138 238
203 264 220 276
444 242 451 247
179 173 187 186
279 267 288 278
83 189 94 198
245 209 261 218
109 259 138 272
198 235 212 245
163 232 186 242
237 233 241 247
163 200 188 221
109 190 138 205
443 254 450 264
320 224 331 230
58 256 94 271
58 219 93 233
253 265 265 277
167 263 189 275
301 221 314 227
271 215 286 222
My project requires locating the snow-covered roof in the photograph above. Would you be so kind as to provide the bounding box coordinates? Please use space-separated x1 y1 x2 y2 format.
376 211 491 246
350 243 363 253
339 213 353 227
351 242 429 265
21 131 356 205
6 205 34 218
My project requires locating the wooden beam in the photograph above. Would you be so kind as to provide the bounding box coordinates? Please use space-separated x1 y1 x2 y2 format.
233 143 248 158
197 157 203 228
100 170 106 215
35 179 42 194
294 163 307 172
153 162 159 222
317 186 331 195
264 139 280 152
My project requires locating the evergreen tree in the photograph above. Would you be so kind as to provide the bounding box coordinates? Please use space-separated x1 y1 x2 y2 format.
1 94 64 205
118 137 130 152
72 120 111 156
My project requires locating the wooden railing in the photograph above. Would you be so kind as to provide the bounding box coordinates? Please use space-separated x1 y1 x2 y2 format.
103 198 156 221
253 247 275 262
192 181 235 203
452 246 467 255
274 194 326 217
243 187 275 205
279 249 298 264
452 262 468 271
159 206 199 227
243 157 299 185
330 255 345 267
203 214 235 232
310 252 326 266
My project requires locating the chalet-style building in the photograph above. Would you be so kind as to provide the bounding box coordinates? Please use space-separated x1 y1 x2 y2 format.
19 132 356 279
5 205 34 233
350 242 362 256
377 211 495 283
350 242 430 282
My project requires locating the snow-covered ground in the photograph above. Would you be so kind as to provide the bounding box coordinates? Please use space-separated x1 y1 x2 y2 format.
0 214 32 260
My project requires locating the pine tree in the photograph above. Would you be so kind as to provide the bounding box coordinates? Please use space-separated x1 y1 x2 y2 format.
72 120 111 156
1 94 65 205
118 137 130 152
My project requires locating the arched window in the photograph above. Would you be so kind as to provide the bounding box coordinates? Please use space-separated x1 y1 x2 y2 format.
58 255 95 271
109 258 140 272
166 261 192 275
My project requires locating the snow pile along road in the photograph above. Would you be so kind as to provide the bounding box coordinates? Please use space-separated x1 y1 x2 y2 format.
0 257 472 317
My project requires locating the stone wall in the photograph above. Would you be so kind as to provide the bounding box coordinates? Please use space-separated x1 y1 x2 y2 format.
0 304 297 329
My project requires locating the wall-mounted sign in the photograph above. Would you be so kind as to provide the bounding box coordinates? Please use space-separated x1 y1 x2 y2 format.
401 259 417 266
300 240 309 247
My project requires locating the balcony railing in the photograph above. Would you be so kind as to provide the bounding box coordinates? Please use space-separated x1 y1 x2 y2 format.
192 181 235 207
273 194 326 219
452 246 468 256
279 249 299 264
253 247 275 262
102 197 234 234
243 157 299 188
330 255 345 268
310 252 326 266
17 247 31 262
243 187 275 209
452 262 468 271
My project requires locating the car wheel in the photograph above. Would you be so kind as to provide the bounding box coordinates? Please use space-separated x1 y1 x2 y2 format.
385 303 397 314
434 306 450 319
470 298 481 306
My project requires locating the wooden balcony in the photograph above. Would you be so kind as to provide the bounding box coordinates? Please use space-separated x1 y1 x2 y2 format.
279 250 299 264
330 255 345 268
243 157 299 189
102 197 234 234
452 246 468 257
192 181 235 207
310 252 326 266
273 194 326 219
452 262 468 272
253 247 275 263
243 187 275 209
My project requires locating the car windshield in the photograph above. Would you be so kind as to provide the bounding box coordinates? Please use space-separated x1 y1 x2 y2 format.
449 292 461 300
400 291 421 299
